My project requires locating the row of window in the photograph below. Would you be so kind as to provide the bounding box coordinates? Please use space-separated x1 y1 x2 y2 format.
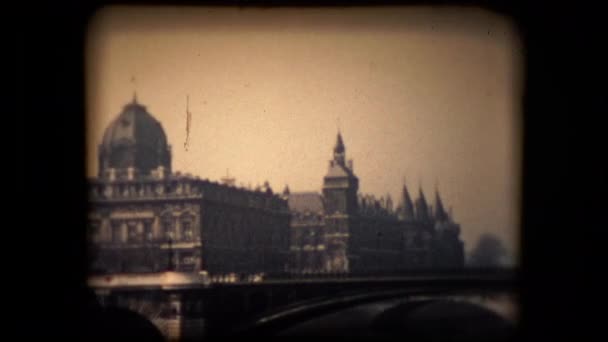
92 182 198 199
89 218 196 243
206 212 289 245
160 218 194 241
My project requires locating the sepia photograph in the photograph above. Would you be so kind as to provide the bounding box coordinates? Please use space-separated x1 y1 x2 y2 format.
17 0 606 341
83 5 521 341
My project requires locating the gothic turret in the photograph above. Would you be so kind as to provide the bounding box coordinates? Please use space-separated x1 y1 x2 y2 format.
415 187 430 221
385 193 393 213
400 183 415 220
333 132 346 166
323 132 359 215
434 189 449 222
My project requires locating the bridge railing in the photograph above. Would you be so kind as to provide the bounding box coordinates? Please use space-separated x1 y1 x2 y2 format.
263 267 517 282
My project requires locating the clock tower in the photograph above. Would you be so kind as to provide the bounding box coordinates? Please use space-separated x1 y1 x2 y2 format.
321 132 359 272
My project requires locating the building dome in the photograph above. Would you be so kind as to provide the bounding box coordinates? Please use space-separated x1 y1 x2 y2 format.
98 96 172 179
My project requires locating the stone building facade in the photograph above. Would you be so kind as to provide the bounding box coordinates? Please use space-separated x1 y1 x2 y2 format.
87 98 290 277
88 97 463 278
285 133 464 274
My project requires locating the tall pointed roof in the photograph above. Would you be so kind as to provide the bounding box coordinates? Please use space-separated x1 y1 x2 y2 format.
401 182 415 220
434 189 448 221
403 183 414 206
325 131 356 180
287 192 324 214
415 186 429 221
334 132 345 154
418 186 427 204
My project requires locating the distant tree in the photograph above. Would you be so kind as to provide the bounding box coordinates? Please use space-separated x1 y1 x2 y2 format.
468 233 508 268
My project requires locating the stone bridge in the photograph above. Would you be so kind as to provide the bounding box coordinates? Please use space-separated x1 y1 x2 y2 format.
89 270 515 341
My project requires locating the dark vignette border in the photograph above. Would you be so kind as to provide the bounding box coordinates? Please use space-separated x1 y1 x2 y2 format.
13 0 604 339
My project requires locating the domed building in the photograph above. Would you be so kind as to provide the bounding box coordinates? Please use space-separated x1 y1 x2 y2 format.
98 96 172 180
87 97 290 277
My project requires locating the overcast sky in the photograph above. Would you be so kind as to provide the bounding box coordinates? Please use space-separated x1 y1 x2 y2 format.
86 6 522 263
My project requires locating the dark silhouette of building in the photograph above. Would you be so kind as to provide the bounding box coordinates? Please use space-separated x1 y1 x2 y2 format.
88 97 463 279
285 132 464 273
87 97 290 277
86 98 465 341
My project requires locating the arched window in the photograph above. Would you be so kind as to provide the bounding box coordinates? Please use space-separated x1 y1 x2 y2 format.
182 219 193 241
88 220 101 243
127 222 139 242
180 211 196 241
161 214 174 241
144 220 153 241
111 221 123 243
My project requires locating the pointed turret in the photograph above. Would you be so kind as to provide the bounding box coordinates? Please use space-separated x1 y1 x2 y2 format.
263 180 273 195
333 132 346 166
281 185 290 200
385 193 393 213
323 131 359 215
282 185 290 197
434 189 448 221
401 183 415 220
415 187 429 221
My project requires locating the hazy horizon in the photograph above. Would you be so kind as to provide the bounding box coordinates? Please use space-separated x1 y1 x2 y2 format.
86 6 522 264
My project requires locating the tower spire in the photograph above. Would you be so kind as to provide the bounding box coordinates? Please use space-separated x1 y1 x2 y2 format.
333 131 346 166
401 180 414 220
434 186 448 221
415 186 429 221
130 75 137 104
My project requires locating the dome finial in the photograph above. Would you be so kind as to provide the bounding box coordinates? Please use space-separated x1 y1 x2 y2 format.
130 75 138 104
